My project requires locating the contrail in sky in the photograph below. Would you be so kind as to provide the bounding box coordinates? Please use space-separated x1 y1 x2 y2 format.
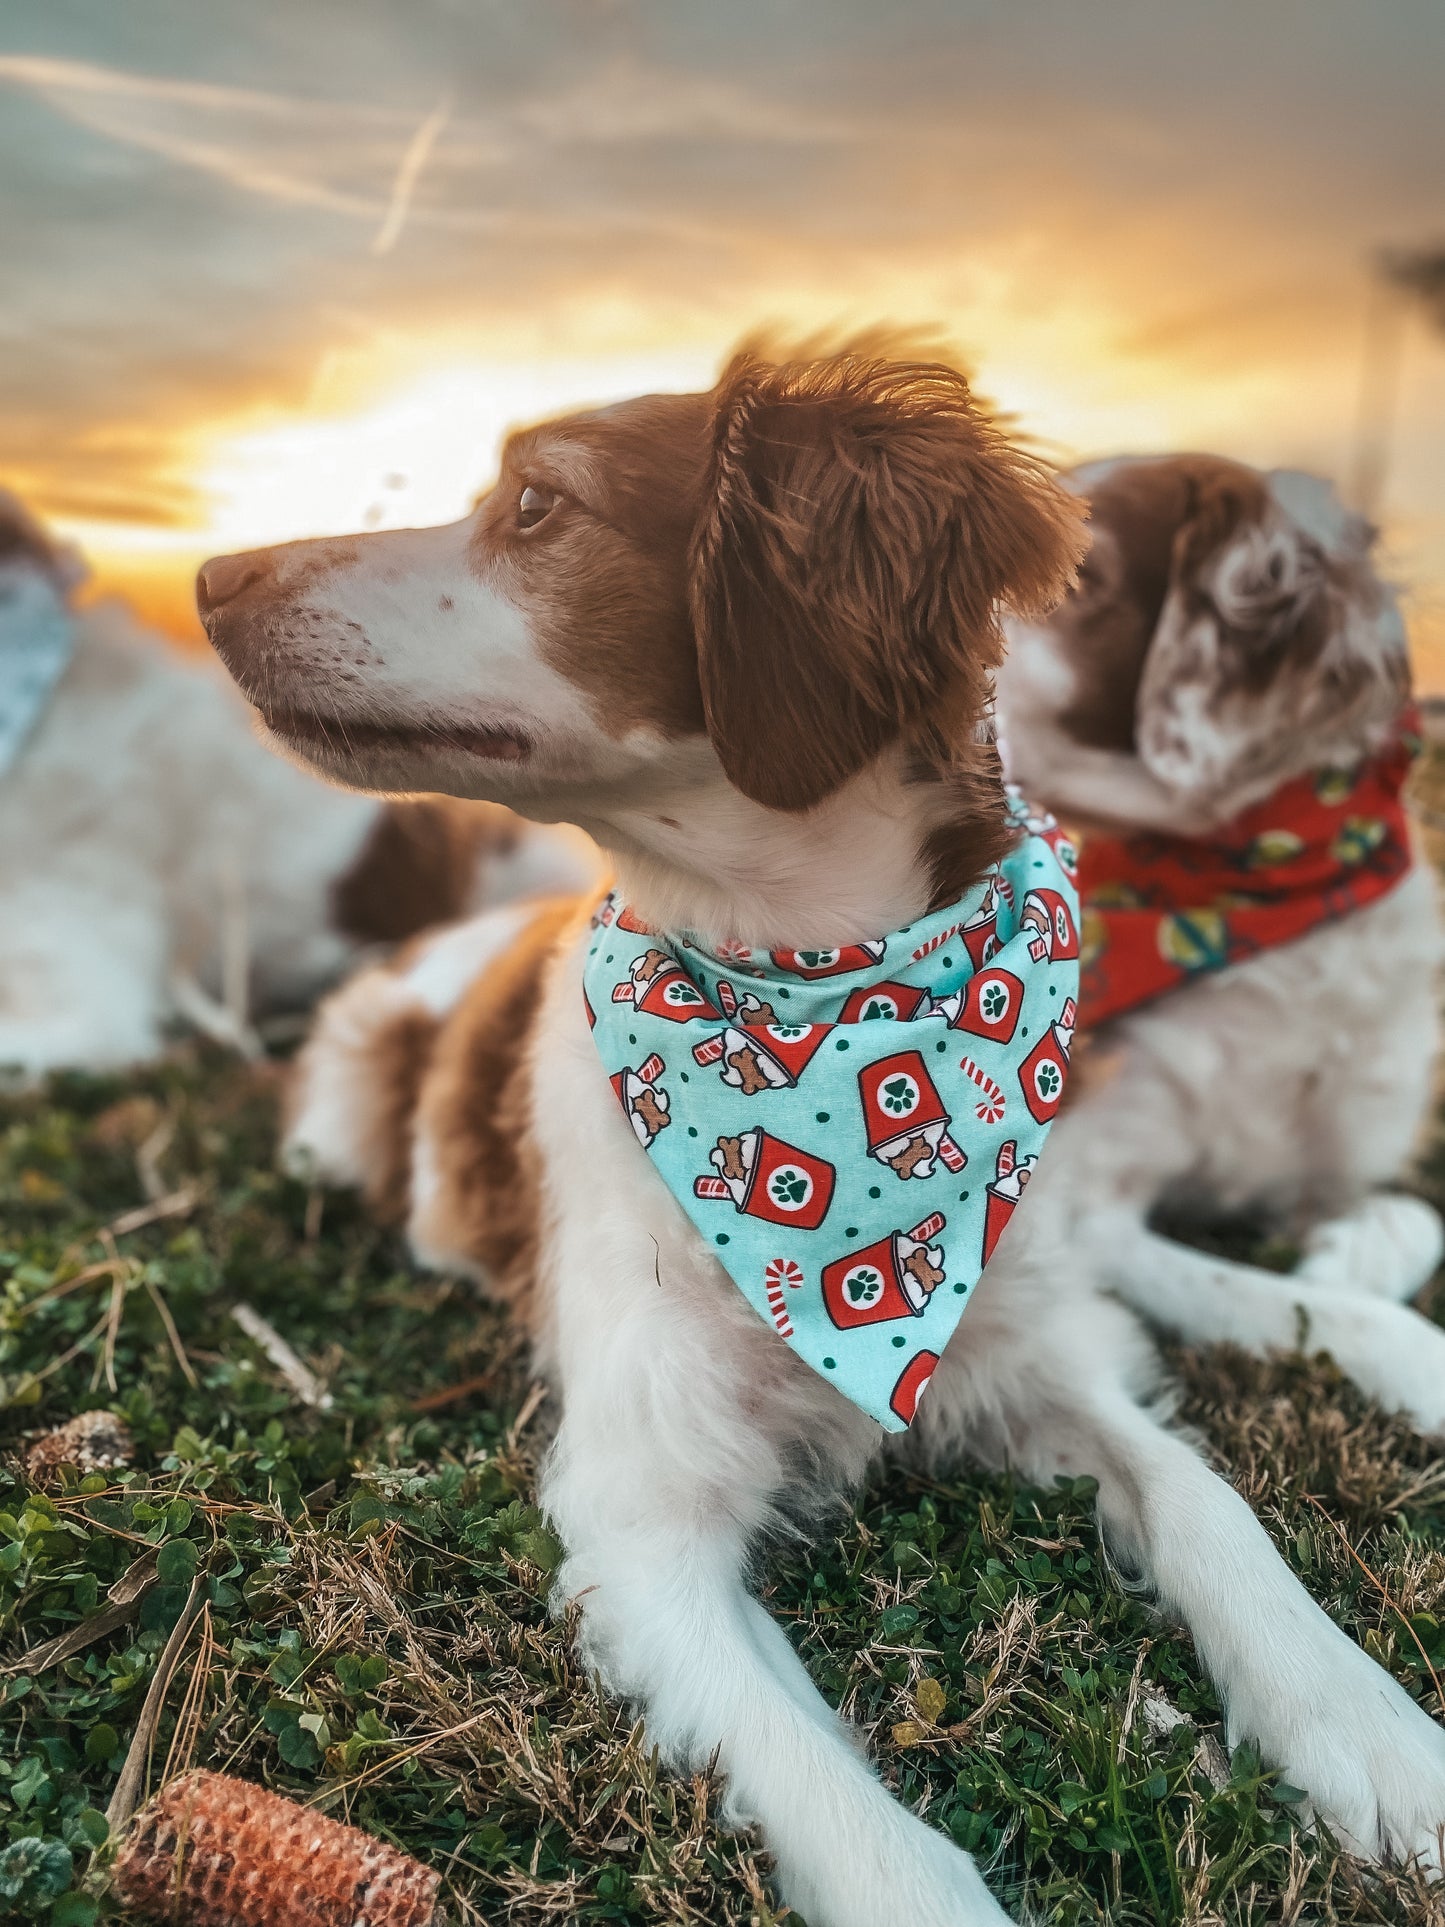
372 95 451 255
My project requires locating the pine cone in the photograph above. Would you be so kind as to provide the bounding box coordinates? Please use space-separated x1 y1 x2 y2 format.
113 1770 440 1927
25 1410 132 1484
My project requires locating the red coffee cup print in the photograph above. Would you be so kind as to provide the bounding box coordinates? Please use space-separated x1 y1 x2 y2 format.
1021 887 1080 963
695 1126 836 1229
960 908 1000 969
1019 1017 1072 1123
982 1140 1038 1266
933 966 1024 1044
1044 823 1079 879
890 1349 941 1426
695 1020 827 1095
609 1054 670 1149
769 941 886 979
626 951 723 1023
836 981 933 1023
822 1212 947 1330
858 1049 964 1181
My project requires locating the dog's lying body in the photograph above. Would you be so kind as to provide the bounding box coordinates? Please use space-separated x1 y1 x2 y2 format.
998 455 1445 1432
0 493 596 1079
202 351 1445 1927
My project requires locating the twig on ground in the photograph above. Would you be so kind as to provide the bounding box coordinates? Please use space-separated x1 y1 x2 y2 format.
3 1544 159 1674
136 1113 177 1204
106 1570 208 1832
409 1372 498 1415
231 1301 333 1410
109 1189 196 1239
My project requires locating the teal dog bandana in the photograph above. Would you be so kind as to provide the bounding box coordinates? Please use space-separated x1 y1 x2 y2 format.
583 806 1081 1431
0 571 73 779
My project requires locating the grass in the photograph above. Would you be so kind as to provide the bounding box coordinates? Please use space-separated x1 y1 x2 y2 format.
6 798 1445 1923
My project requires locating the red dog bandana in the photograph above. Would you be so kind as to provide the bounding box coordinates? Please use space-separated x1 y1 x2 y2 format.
1079 713 1420 1027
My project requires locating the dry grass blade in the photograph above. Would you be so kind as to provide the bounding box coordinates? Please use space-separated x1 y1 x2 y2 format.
106 1570 208 1832
1302 1490 1445 1708
145 1277 199 1387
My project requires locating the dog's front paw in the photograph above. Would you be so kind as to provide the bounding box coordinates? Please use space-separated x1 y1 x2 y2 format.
1297 1196 1445 1303
776 1811 1012 1927
1262 1653 1445 1874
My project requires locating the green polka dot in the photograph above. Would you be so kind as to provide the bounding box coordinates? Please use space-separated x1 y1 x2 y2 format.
845 1226 858 1238
868 1184 881 1199
606 953 614 962
1021 1027 1029 1037
958 1190 970 1201
687 1126 698 1137
834 1038 850 1051
936 1040 947 1053
823 1356 836 1370
778 986 791 999
892 1335 906 1348
628 1033 637 1045
942 955 953 968
953 1281 967 1294
1049 984 1057 996
1033 860 1044 869
680 1071 690 1082
715 1233 730 1245
816 1110 830 1122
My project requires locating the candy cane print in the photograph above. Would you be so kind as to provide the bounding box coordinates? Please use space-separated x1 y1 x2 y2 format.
958 1055 1006 1123
764 1257 804 1337
716 979 739 1018
910 922 964 963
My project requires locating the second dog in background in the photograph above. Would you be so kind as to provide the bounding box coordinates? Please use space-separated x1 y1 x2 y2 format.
998 453 1445 1425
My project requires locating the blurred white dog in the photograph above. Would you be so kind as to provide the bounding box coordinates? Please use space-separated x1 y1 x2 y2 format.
0 490 596 1079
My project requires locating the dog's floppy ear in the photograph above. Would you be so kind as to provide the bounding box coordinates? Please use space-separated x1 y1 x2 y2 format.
689 340 1088 811
1134 462 1336 798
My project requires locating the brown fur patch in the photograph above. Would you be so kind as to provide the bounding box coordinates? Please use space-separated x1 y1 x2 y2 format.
690 339 1088 813
407 898 585 1320
331 798 519 944
476 393 712 743
1055 456 1271 751
358 1006 444 1223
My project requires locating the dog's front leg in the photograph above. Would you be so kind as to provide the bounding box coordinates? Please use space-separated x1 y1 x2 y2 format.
979 1306 1445 1872
540 1258 1013 1927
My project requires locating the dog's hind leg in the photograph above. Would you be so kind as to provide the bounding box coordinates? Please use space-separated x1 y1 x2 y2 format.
954 1304 1445 1874
1090 1210 1445 1437
1294 1194 1444 1302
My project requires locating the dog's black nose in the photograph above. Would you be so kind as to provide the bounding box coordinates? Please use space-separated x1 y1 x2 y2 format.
196 550 269 616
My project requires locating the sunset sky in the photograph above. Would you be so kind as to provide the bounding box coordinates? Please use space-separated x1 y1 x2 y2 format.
3 2 1443 672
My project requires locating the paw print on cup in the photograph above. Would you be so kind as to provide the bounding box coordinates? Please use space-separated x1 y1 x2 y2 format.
694 1126 836 1230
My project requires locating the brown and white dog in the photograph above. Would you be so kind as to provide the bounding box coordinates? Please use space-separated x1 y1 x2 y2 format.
0 490 595 1079
998 454 1445 1430
202 352 1445 1927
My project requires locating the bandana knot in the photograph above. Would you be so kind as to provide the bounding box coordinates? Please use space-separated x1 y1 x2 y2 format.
1078 712 1420 1027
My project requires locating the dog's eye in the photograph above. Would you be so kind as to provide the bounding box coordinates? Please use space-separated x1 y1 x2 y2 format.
517 485 559 531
